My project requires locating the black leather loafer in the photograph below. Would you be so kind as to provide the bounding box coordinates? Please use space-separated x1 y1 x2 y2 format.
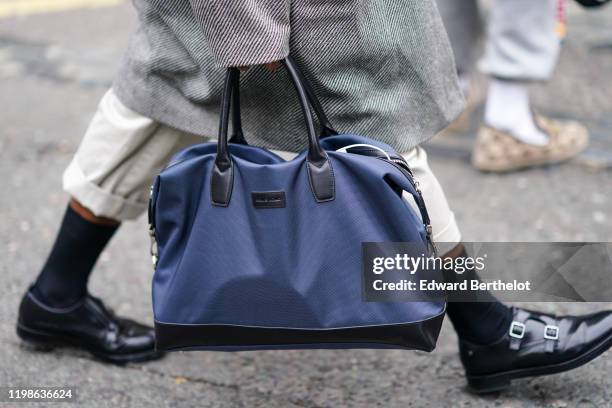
459 307 612 394
17 288 164 365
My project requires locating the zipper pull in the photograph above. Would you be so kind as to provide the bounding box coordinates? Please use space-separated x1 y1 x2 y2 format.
425 224 438 257
149 227 158 267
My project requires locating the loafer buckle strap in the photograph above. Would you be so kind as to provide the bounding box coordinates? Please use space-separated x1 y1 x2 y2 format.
508 308 530 350
544 323 560 353
509 321 526 350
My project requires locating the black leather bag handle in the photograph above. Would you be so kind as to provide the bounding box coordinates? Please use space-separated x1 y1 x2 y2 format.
211 56 335 206
228 73 247 144
227 56 338 143
290 58 338 138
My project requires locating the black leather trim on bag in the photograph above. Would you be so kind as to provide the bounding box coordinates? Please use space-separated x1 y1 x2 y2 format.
211 56 336 206
228 72 247 145
306 159 335 203
155 311 445 352
211 67 237 207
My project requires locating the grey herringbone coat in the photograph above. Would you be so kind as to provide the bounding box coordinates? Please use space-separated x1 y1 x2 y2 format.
113 0 464 153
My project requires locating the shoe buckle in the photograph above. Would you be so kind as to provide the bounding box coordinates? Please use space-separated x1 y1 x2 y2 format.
509 321 526 339
544 325 559 340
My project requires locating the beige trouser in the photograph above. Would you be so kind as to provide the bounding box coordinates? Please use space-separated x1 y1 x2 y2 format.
64 90 461 254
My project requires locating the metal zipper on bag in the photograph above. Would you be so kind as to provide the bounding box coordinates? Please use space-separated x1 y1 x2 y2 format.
149 228 158 268
148 184 159 268
145 152 214 269
389 158 415 176
425 224 438 257
146 158 199 268
379 157 438 257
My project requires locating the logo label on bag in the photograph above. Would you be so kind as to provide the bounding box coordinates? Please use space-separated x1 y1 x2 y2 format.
252 191 286 208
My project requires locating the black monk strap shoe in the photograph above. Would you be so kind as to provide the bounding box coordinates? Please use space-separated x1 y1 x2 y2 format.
459 307 612 394
17 288 164 365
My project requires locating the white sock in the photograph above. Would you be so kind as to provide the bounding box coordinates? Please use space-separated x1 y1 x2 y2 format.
484 79 549 146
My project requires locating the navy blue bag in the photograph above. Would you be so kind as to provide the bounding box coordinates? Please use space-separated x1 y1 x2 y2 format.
149 57 446 351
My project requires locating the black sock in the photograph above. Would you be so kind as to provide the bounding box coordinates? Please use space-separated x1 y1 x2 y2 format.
32 205 118 307
445 249 512 345
446 301 512 345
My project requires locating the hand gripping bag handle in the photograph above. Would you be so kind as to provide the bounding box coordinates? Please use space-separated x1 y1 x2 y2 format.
211 56 335 206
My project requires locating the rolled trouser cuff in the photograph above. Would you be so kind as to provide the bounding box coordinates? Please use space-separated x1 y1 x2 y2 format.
63 159 147 221
61 89 204 221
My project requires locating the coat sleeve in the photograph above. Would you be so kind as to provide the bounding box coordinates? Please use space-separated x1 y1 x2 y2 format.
189 0 291 67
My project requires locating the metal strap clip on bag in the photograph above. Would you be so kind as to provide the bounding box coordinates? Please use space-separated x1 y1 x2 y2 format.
149 56 446 351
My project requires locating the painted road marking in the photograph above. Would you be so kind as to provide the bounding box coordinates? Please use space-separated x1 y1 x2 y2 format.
0 0 123 19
